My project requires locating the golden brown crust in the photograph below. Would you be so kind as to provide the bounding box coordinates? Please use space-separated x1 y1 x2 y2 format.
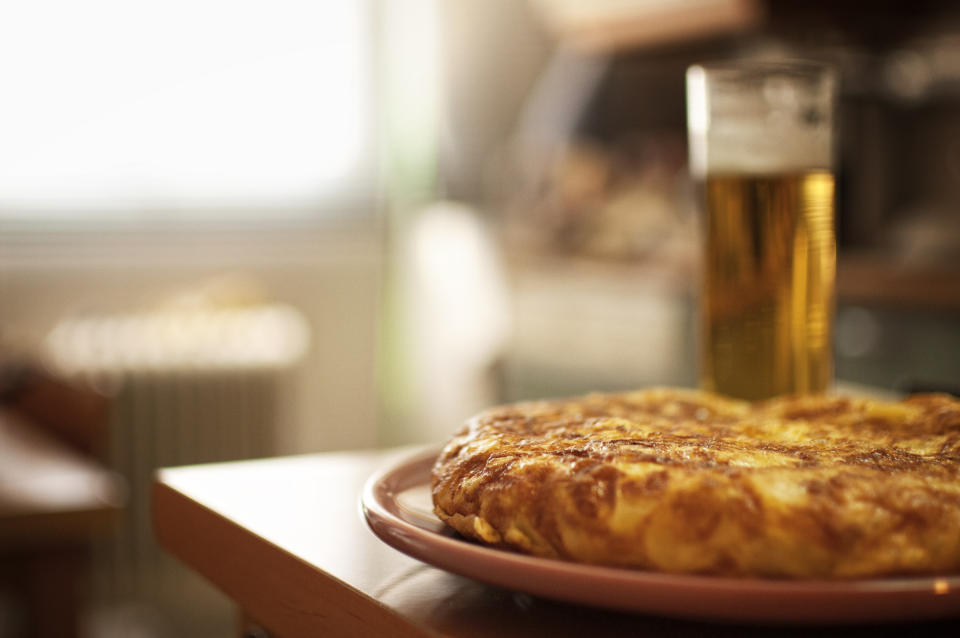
431 388 960 578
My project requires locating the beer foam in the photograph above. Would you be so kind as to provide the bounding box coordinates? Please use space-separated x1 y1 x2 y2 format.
704 120 832 175
687 63 836 176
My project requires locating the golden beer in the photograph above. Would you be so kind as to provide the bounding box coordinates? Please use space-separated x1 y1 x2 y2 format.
701 171 835 399
687 61 837 399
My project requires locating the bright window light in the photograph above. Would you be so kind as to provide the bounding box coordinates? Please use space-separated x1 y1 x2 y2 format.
0 0 370 216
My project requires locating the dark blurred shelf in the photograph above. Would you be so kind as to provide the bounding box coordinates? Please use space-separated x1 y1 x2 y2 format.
837 253 960 312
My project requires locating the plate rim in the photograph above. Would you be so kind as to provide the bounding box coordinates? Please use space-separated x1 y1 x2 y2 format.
361 446 960 623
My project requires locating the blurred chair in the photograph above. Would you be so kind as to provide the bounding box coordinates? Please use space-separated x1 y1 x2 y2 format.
0 362 124 638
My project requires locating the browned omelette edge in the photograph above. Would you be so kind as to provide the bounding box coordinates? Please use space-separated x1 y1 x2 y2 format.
431 389 960 578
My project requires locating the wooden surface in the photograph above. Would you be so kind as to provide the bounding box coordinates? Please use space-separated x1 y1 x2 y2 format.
153 448 960 638
532 0 762 53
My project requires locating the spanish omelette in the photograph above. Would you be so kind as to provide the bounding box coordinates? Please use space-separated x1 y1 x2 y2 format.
431 388 960 578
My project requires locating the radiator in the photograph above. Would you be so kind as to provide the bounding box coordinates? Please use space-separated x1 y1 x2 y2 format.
43 306 308 606
108 368 281 599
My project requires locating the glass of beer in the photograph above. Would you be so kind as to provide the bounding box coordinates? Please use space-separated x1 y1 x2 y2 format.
686 61 837 400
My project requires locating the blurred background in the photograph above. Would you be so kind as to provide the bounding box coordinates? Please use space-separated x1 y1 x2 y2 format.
1 0 959 636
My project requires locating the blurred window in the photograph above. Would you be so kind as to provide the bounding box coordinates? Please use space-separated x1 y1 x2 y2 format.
0 0 373 220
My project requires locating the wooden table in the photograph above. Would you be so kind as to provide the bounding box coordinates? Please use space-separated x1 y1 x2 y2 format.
153 448 958 638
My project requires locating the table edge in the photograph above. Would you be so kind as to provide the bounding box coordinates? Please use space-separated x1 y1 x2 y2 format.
151 475 434 638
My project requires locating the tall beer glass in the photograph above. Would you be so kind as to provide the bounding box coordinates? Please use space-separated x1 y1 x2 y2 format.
686 61 837 400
